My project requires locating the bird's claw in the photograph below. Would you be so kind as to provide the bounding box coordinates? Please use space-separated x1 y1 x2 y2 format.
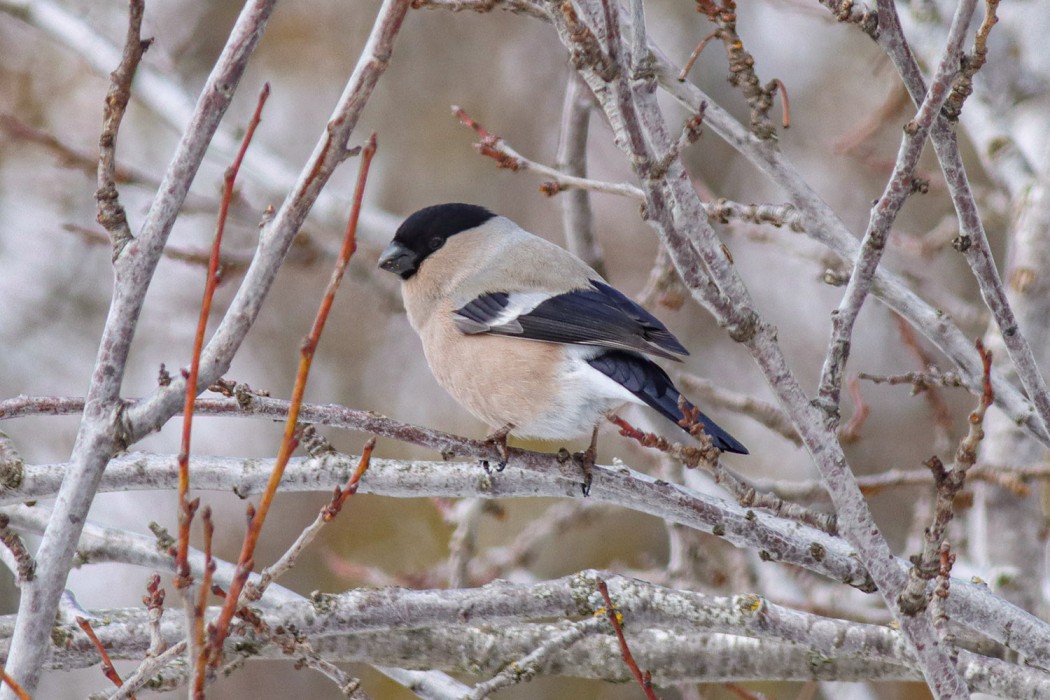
571 447 595 497
483 424 512 473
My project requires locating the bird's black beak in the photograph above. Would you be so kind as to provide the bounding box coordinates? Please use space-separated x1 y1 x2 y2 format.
378 241 418 279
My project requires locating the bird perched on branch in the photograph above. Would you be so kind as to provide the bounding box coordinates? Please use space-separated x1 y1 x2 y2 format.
378 203 747 492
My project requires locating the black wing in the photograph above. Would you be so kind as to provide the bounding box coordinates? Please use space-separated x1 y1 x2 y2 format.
453 280 688 361
588 350 749 454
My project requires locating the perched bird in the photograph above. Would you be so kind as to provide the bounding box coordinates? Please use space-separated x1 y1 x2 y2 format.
378 203 747 486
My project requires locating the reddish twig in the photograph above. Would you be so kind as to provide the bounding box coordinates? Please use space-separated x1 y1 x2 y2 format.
0 669 30 700
773 78 791 129
245 437 377 602
323 438 376 521
206 133 378 667
176 84 270 593
597 579 659 700
935 541 955 602
452 105 523 171
76 617 132 697
677 29 718 81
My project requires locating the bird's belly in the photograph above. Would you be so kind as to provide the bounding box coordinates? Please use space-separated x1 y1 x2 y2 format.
419 324 635 440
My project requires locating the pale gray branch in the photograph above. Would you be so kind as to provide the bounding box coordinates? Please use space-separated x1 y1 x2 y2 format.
0 3 276 694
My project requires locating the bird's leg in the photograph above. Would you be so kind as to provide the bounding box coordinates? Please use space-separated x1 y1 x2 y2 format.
570 425 599 497
482 423 513 472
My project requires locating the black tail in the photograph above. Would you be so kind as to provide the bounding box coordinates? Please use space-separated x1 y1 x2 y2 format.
588 350 749 455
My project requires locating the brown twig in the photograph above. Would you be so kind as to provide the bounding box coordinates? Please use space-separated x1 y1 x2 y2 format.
192 508 217 699
206 133 378 667
692 0 784 140
597 579 659 700
0 514 35 583
610 413 837 534
675 372 801 445
453 104 643 199
176 83 270 592
452 105 522 170
956 338 994 470
142 574 166 656
0 113 153 186
898 340 993 615
95 0 151 258
76 616 132 697
63 224 256 279
943 0 1000 120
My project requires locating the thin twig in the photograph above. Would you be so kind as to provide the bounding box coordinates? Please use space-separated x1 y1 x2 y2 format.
453 104 644 200
610 414 836 534
245 438 376 601
95 0 149 258
109 642 187 700
597 579 659 700
677 29 718 82
815 0 977 426
838 376 870 444
0 670 29 700
467 618 604 699
0 113 156 187
143 574 166 656
176 82 270 592
191 508 217 698
898 341 993 616
206 134 378 667
0 515 34 585
0 2 278 694
943 0 1000 120
692 0 783 140
76 616 132 697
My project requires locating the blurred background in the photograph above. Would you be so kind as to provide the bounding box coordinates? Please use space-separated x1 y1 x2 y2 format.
0 0 1022 697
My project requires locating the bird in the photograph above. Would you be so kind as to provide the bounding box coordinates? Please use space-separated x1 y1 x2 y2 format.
378 203 747 490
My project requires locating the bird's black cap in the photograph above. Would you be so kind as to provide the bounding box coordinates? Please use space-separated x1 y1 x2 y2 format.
378 203 496 279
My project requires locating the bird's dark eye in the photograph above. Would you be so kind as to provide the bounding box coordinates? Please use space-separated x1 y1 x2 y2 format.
429 236 444 250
